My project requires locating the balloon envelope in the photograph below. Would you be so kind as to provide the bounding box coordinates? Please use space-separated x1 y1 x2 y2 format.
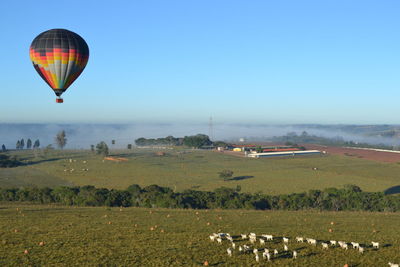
30 29 89 97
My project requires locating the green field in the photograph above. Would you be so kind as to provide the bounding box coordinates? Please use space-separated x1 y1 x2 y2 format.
1 149 400 194
0 203 399 266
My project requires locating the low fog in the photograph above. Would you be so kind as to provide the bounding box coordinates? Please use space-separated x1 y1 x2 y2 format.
1 123 400 149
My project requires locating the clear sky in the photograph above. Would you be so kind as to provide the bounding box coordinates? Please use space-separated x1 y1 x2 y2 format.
1 0 399 124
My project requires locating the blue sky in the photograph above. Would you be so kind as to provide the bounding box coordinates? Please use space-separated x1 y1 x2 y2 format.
1 0 400 124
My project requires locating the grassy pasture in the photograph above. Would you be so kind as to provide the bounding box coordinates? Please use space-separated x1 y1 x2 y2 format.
0 203 399 266
0 149 400 194
2 149 400 194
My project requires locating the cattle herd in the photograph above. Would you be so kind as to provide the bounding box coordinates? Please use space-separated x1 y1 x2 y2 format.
209 232 398 266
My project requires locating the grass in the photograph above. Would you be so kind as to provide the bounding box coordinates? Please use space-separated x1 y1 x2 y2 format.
2 148 400 194
0 203 399 266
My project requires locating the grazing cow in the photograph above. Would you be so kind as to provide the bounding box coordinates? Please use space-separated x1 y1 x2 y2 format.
274 249 278 256
388 263 399 267
227 248 232 257
216 238 222 244
358 246 364 254
255 254 259 262
283 237 289 244
264 234 273 241
330 240 337 246
307 238 317 245
259 238 265 245
241 234 247 240
284 244 288 251
262 251 267 260
371 242 379 249
296 237 304 243
321 243 329 249
351 242 360 249
293 250 297 259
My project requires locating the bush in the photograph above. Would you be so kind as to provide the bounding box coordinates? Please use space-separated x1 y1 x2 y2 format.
0 154 23 168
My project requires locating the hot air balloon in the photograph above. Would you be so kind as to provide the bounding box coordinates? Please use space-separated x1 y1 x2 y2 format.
30 29 89 103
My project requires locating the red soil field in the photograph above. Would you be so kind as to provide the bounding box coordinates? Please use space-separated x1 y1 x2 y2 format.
304 144 400 163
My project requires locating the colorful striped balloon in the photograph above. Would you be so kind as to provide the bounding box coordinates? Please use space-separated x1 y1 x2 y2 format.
30 29 89 102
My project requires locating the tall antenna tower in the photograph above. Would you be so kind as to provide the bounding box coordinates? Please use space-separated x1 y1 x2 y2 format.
208 116 214 141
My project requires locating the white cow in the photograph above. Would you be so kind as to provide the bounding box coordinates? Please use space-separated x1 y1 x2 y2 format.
293 250 297 259
296 237 304 243
227 248 232 257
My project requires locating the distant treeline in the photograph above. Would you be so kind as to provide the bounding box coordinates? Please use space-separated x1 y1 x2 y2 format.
135 134 216 148
272 131 397 151
1 184 400 212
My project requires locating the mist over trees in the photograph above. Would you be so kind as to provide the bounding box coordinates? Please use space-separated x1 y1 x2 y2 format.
273 131 397 150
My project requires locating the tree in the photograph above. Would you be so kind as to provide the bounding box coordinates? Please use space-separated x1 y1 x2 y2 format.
33 139 40 149
127 144 132 149
111 140 115 145
213 141 229 148
218 169 234 181
55 130 67 149
20 139 25 149
27 139 32 149
1 144 6 152
96 141 109 156
90 145 95 153
183 134 212 148
16 140 21 150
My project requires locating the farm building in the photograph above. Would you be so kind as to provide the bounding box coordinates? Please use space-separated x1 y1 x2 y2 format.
230 144 303 153
247 150 321 158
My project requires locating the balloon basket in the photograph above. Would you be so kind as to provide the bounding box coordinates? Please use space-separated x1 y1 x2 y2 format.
56 98 63 103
